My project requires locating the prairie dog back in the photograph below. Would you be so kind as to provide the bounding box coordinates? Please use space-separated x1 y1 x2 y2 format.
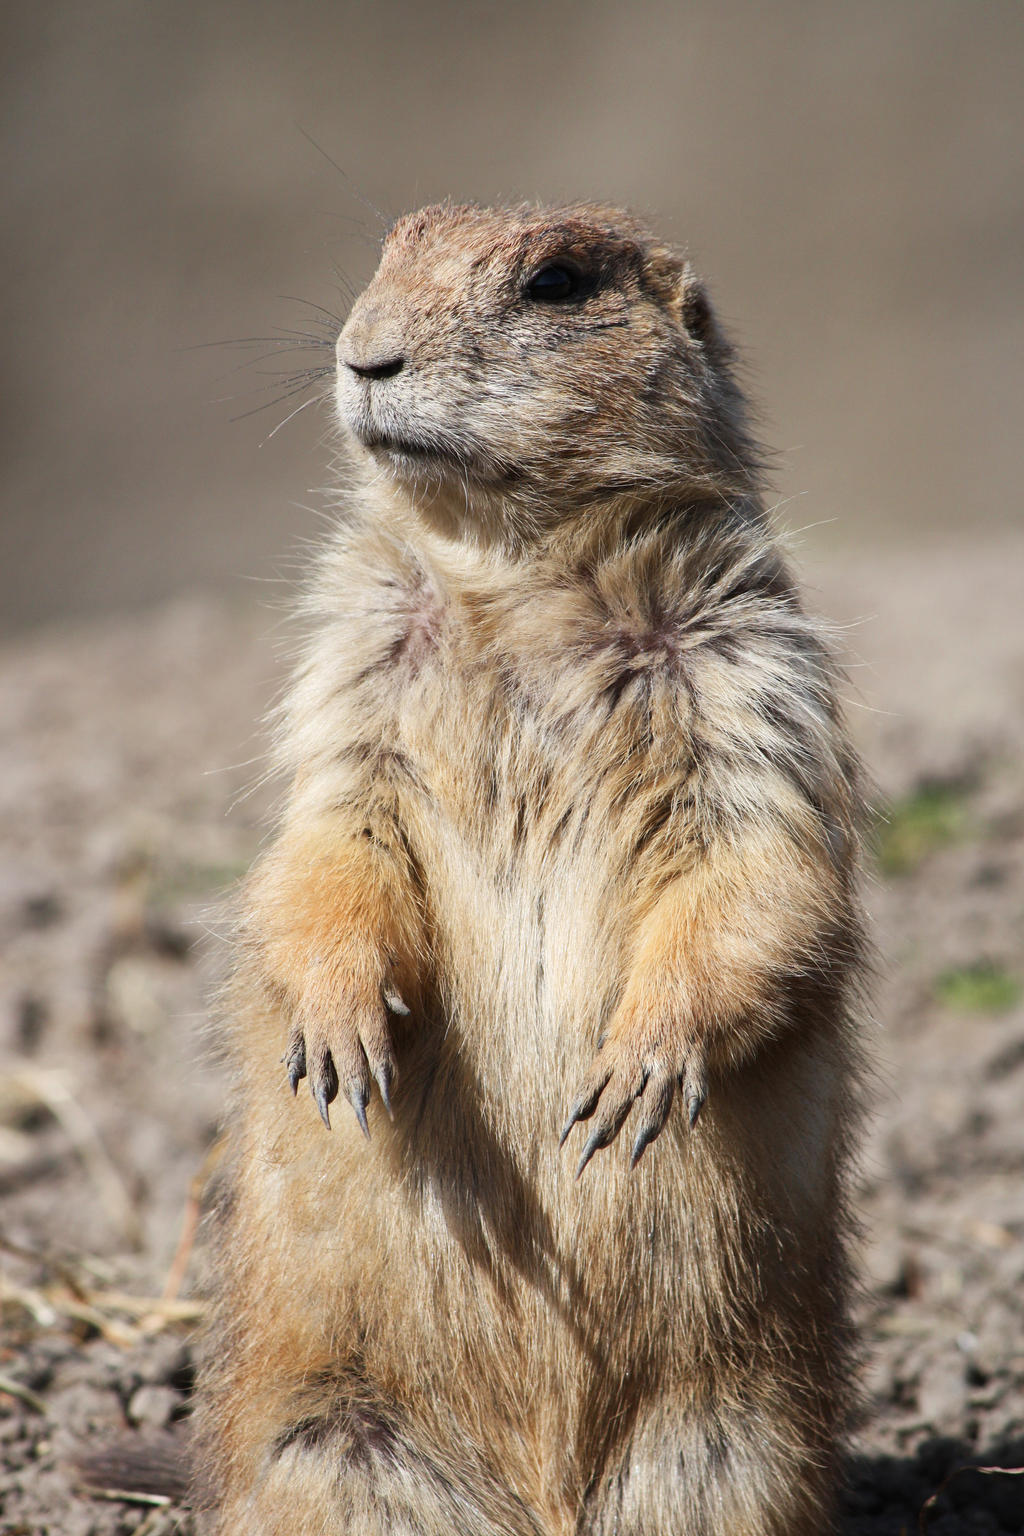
195 201 867 1536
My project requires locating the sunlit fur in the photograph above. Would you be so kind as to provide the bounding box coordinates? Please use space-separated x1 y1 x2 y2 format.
194 202 868 1535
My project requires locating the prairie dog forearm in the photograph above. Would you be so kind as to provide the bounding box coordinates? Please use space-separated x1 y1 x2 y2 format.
245 814 426 1127
628 819 848 1059
247 816 423 993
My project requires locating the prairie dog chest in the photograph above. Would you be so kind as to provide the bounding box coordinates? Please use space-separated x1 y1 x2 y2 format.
354 549 688 759
323 545 714 915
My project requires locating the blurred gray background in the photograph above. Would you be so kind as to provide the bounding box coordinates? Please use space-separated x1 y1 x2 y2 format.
2 0 1022 636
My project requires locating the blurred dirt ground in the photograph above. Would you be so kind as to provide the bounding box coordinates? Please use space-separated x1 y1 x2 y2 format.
1 529 1023 1534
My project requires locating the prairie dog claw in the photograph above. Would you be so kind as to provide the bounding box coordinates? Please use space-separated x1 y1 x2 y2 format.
562 1038 707 1174
283 976 404 1135
284 1031 307 1095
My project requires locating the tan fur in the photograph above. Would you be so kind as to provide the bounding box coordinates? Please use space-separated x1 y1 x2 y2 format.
194 202 868 1535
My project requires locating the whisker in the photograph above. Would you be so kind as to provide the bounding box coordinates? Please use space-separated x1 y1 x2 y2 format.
212 367 333 406
275 296 345 332
294 123 392 229
260 394 321 445
228 377 331 423
186 332 335 352
245 364 333 385
208 355 332 387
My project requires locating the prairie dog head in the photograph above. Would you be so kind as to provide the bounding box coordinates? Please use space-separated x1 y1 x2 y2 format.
335 202 756 543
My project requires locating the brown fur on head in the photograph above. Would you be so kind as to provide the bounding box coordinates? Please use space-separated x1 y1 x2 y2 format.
335 202 758 543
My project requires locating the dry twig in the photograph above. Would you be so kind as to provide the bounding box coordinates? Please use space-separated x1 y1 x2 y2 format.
7 1067 142 1247
919 1463 1024 1533
0 1371 47 1414
160 1136 225 1306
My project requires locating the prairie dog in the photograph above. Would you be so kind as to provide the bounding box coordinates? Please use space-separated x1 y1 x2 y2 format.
195 202 867 1535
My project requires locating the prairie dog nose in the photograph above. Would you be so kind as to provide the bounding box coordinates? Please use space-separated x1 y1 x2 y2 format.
345 352 405 381
338 304 406 380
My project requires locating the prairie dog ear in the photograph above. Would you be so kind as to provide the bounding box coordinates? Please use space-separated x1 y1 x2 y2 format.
679 269 721 348
640 241 685 307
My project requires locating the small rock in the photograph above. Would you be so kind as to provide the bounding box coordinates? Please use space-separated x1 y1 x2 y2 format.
862 1344 899 1405
972 1303 1020 1380
127 1383 181 1430
134 1335 191 1390
862 1234 909 1296
916 1354 970 1429
45 1381 123 1439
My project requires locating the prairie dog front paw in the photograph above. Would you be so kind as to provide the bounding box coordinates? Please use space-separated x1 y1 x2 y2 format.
283 961 410 1133
560 1006 707 1176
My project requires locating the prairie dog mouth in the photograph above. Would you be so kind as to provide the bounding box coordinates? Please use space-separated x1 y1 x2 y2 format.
337 380 458 467
337 379 521 487
353 414 487 475
362 432 444 458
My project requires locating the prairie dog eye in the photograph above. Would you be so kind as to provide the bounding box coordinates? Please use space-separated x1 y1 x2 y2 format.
525 264 581 302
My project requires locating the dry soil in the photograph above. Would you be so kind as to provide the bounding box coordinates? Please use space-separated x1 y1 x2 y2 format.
1 530 1022 1534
